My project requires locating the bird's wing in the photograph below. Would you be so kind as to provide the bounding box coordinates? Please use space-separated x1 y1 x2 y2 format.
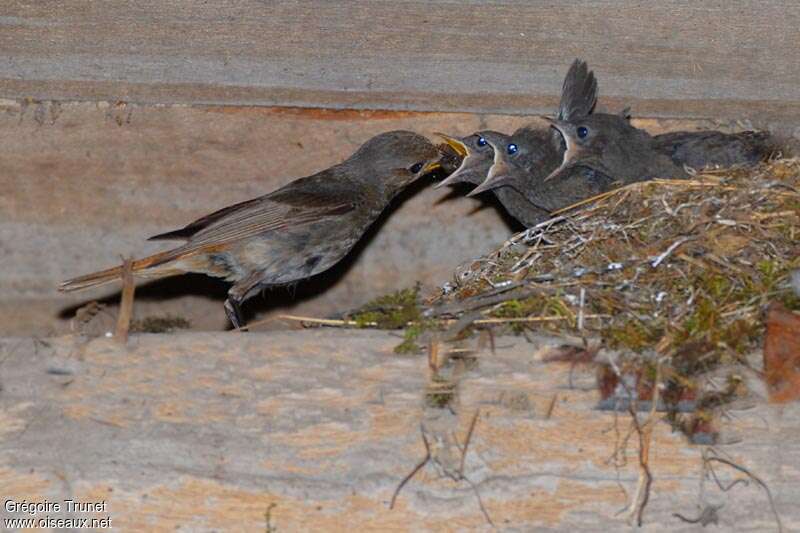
652 130 774 169
558 59 598 121
148 196 265 241
147 175 358 251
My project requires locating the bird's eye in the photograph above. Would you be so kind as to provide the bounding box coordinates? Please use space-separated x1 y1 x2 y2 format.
476 136 487 147
507 143 518 155
577 126 589 139
410 162 424 173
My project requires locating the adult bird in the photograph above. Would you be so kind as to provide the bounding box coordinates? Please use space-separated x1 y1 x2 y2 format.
60 131 444 328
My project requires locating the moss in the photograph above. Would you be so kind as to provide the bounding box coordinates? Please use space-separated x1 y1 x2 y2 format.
425 390 454 409
393 322 425 354
492 297 542 318
757 259 782 292
681 298 720 339
544 296 576 327
704 275 731 301
425 374 456 409
780 291 800 311
489 296 547 334
490 294 576 334
348 285 422 329
606 319 660 351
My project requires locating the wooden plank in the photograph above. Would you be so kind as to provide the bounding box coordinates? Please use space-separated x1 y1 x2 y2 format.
0 331 797 530
1 1 799 130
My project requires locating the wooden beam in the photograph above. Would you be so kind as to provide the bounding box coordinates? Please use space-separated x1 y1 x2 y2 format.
1 1 799 130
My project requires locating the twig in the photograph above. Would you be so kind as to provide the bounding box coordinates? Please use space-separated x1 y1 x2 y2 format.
451 410 494 528
673 504 722 526
474 314 608 325
623 362 661 526
703 450 783 532
550 178 729 216
707 456 750 492
651 237 693 268
264 502 278 533
277 315 365 327
389 424 431 510
464 477 495 528
265 313 611 330
458 409 480 479
427 285 530 318
551 188 624 215
544 394 558 419
114 257 135 344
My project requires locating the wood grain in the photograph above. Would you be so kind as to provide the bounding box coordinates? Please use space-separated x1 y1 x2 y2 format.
1 331 798 530
1 1 799 129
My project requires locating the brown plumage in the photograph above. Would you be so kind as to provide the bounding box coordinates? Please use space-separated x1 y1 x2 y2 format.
434 131 548 227
59 130 443 328
542 112 689 184
465 59 602 214
437 59 598 226
653 129 776 169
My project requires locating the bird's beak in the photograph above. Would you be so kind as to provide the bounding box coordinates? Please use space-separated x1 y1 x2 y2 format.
467 140 510 197
422 161 442 174
467 166 507 196
434 133 471 189
543 119 577 182
435 132 469 158
542 116 568 129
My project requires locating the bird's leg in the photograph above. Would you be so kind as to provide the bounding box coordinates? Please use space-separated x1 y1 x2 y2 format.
225 271 266 330
224 298 244 330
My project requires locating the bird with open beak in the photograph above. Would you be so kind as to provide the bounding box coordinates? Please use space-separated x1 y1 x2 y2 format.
542 113 776 186
477 132 618 211
466 59 604 210
434 131 549 227
471 57 777 214
59 131 443 329
439 59 599 225
541 112 689 185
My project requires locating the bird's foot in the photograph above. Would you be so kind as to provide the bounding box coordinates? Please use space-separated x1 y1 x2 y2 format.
224 298 244 330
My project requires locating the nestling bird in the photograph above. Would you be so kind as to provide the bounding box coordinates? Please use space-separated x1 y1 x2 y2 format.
652 129 776 169
475 131 618 211
434 131 499 190
537 112 775 187
478 114 776 212
541 112 689 184
442 59 599 223
59 131 443 328
435 131 548 227
473 57 776 212
466 59 603 210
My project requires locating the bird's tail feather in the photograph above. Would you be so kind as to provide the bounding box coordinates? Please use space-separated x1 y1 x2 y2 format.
558 59 598 121
58 248 186 292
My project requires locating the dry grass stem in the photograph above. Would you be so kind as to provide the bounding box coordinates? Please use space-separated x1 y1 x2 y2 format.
114 257 135 344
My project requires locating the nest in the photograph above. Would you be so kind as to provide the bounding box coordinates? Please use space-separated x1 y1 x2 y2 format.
415 158 799 440
430 159 799 351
